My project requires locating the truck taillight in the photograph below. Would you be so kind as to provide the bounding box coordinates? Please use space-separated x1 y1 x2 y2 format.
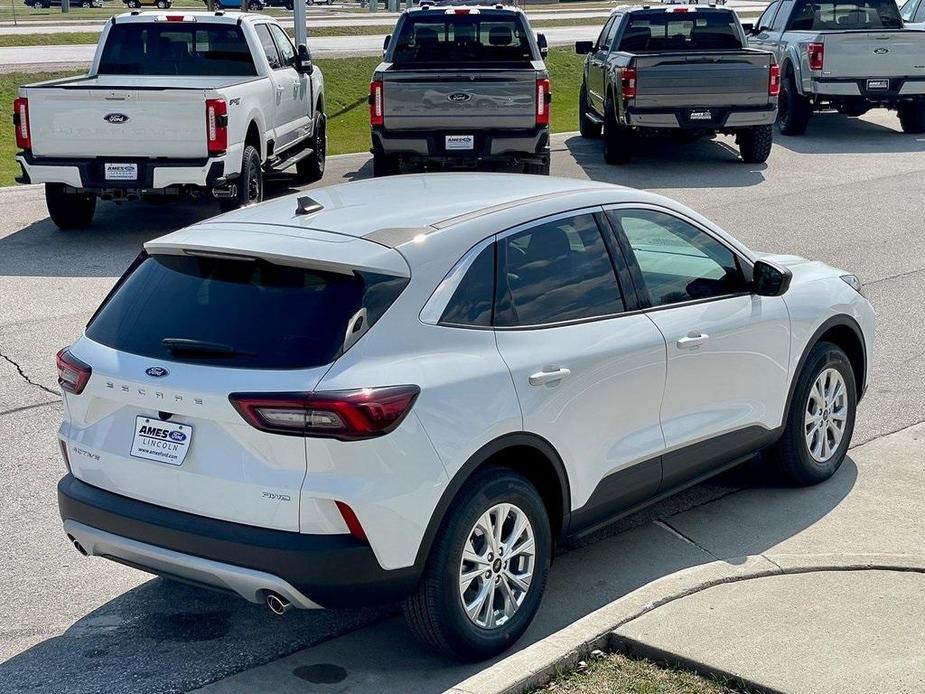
769 64 781 96
13 97 30 151
229 385 420 440
808 42 824 71
535 78 551 126
205 98 227 156
621 67 637 99
369 80 384 126
56 348 91 395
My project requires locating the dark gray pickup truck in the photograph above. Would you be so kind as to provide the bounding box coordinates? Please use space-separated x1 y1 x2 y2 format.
576 5 780 164
369 4 551 176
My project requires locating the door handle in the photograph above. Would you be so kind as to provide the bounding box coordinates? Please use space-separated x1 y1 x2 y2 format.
528 367 571 386
677 332 710 349
276 84 286 92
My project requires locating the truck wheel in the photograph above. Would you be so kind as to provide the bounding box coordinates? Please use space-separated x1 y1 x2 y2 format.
737 125 773 164
777 73 811 136
578 83 601 139
45 183 96 230
898 100 925 134
127 0 140 7
296 112 326 183
769 342 856 486
372 151 400 177
219 145 263 213
523 154 550 176
156 0 168 7
603 96 633 165
403 468 551 661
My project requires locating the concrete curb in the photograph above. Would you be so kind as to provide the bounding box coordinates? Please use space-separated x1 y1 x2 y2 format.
449 553 925 694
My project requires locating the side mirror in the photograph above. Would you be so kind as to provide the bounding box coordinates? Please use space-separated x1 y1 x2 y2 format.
383 33 391 54
537 33 548 57
741 22 755 34
296 43 313 75
752 259 792 297
575 40 594 55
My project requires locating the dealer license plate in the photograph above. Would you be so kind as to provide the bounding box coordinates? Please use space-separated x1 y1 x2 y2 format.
105 163 138 181
866 79 889 91
130 416 192 466
688 110 713 121
446 135 474 150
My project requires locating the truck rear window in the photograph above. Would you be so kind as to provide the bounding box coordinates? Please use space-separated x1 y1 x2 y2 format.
86 254 408 369
390 14 535 66
98 24 257 76
619 11 744 51
788 0 902 30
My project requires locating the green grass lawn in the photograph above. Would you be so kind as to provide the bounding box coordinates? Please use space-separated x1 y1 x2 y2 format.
1 47 584 186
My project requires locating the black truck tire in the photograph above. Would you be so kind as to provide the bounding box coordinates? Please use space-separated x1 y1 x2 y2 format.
219 145 263 213
296 112 327 183
737 125 773 164
578 83 602 139
45 183 96 230
898 100 925 134
372 151 401 177
777 73 811 136
603 96 633 165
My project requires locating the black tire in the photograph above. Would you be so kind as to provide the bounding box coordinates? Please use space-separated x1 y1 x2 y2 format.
219 145 263 213
578 83 602 139
777 72 811 136
372 151 400 177
403 468 552 661
770 342 857 486
523 154 550 176
603 96 633 164
296 112 326 183
81 1 91 7
45 183 96 230
127 0 140 7
737 125 773 164
898 100 925 134
247 0 261 9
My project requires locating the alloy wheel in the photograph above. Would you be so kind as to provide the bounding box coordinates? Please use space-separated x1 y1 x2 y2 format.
804 367 849 463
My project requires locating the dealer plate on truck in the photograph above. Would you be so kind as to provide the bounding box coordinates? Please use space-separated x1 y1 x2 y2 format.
688 109 713 120
105 163 138 181
866 79 889 90
446 135 474 150
130 416 192 466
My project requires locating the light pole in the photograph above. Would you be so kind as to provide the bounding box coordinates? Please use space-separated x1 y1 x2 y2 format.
293 0 307 48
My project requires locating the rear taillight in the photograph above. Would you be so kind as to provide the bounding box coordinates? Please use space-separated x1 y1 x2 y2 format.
369 80 384 127
769 64 781 96
621 67 637 100
229 385 420 440
535 78 551 126
808 42 824 71
56 348 91 395
13 97 30 151
205 98 227 156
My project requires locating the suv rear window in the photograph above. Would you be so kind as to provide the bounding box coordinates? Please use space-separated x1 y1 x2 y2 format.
390 14 535 66
788 0 902 29
98 24 258 76
86 254 407 369
619 11 744 52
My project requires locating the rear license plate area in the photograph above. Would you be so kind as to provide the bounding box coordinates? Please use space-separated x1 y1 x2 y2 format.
866 79 889 91
445 135 475 151
130 416 192 466
687 109 713 121
105 163 138 181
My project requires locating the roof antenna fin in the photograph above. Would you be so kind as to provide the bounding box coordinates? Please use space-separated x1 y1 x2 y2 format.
295 196 324 216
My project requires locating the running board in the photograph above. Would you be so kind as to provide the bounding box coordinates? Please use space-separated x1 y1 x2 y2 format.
267 146 315 172
584 111 604 125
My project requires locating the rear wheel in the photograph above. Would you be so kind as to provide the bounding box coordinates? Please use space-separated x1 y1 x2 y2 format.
45 183 96 230
770 342 856 486
372 151 401 177
404 469 551 661
898 99 925 134
296 112 326 183
737 125 773 164
603 96 633 164
219 145 263 213
578 83 602 139
777 73 811 136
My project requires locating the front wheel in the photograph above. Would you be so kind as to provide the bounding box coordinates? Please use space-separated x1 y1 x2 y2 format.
898 100 925 134
219 145 263 213
45 183 96 230
404 469 551 661
769 342 857 486
296 112 326 183
737 125 773 164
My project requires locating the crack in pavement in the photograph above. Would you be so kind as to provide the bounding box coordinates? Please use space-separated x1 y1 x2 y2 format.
0 349 59 397
0 399 61 418
653 518 721 561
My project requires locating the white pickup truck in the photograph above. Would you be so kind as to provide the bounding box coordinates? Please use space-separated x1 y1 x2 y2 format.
14 11 326 229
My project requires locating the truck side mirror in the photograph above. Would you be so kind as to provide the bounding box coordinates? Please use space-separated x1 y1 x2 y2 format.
537 33 548 57
383 34 391 54
741 22 755 34
752 259 792 297
575 40 594 55
296 43 313 75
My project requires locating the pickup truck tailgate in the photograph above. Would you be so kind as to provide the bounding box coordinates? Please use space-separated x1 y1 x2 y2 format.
26 83 209 158
382 70 537 130
816 31 925 79
633 51 773 109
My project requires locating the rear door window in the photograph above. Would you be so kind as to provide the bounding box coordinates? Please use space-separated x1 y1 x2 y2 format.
787 0 903 30
390 14 535 66
86 254 408 369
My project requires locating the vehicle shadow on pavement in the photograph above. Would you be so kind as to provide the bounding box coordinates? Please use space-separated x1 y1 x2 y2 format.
563 135 769 191
771 111 925 155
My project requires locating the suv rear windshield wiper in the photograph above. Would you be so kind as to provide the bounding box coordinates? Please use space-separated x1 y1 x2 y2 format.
162 338 240 357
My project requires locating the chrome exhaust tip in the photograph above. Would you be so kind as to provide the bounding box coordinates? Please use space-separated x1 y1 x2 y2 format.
265 592 292 616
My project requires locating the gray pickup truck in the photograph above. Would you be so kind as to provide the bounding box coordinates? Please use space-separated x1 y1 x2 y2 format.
576 5 779 164
369 4 551 176
746 0 925 134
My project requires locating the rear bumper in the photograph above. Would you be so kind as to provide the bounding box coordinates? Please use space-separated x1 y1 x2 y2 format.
625 104 776 130
811 77 925 99
372 126 549 164
57 474 419 609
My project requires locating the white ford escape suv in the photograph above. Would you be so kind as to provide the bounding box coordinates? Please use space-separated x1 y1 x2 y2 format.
57 174 874 660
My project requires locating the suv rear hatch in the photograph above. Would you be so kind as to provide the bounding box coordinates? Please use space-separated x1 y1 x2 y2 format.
61 225 409 532
379 10 544 130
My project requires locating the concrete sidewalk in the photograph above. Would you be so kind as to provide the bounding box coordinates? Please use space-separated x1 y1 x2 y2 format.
195 423 925 693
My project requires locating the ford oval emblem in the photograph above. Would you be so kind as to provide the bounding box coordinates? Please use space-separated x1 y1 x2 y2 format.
104 113 130 124
873 48 889 55
168 431 187 442
145 366 169 378
448 92 471 103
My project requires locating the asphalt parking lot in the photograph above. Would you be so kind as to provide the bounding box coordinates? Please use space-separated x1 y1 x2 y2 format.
1 109 924 693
